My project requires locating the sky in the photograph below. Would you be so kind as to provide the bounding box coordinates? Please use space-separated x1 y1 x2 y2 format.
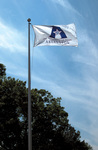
0 0 98 149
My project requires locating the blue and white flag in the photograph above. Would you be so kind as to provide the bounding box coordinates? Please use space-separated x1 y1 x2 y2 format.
33 24 78 47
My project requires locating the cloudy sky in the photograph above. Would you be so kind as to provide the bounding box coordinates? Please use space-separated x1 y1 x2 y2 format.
0 0 98 149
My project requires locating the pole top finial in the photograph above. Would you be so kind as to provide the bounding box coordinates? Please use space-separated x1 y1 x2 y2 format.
27 18 31 22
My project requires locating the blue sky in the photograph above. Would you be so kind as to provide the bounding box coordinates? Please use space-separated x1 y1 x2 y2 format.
0 0 98 149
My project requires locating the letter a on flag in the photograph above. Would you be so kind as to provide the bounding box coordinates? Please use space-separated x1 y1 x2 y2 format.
32 24 78 47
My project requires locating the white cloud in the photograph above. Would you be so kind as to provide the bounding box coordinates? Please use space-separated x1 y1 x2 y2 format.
0 20 27 53
50 0 81 16
73 29 98 67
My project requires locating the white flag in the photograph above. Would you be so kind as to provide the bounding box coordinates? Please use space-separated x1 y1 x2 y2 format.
33 24 78 47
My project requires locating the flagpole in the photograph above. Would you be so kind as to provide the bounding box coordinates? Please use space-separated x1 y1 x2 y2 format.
27 18 32 150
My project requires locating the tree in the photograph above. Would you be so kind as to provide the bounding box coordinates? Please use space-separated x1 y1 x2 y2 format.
0 77 27 150
0 63 6 79
0 64 93 150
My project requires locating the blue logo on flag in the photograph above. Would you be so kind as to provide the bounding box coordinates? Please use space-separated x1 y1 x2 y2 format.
50 26 67 39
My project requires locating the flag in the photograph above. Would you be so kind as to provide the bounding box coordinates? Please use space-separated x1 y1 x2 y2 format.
33 24 78 47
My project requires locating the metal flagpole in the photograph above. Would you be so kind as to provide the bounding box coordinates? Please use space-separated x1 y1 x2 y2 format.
27 18 32 150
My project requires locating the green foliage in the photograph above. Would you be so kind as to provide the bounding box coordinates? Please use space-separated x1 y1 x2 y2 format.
0 63 6 79
0 77 27 150
0 64 93 150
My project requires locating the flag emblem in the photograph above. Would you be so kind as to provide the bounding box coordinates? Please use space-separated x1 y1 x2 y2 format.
50 26 67 39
